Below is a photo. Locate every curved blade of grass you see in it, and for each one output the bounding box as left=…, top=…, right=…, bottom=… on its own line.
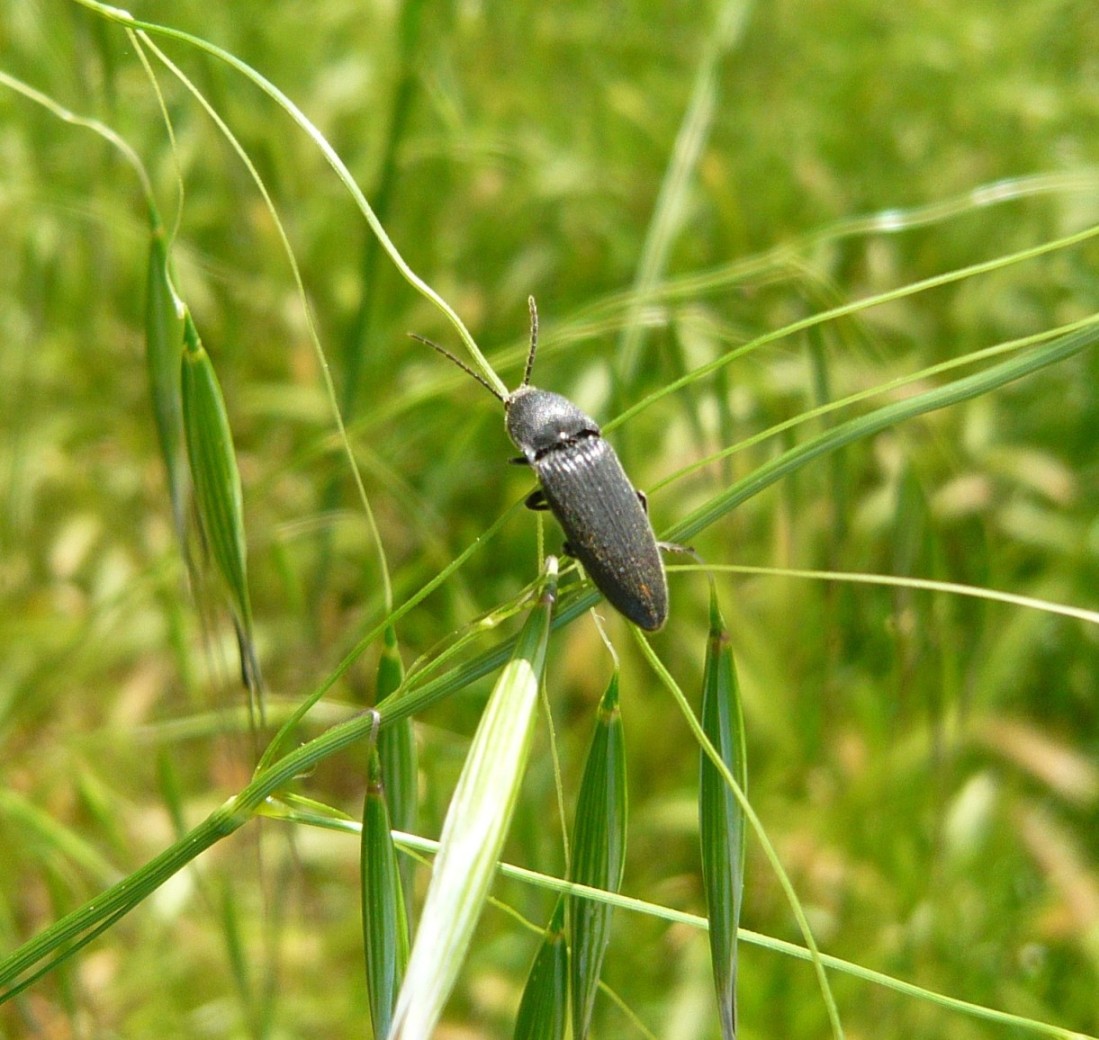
left=699, top=586, right=747, bottom=1039
left=569, top=671, right=628, bottom=1040
left=76, top=0, right=508, bottom=400
left=394, top=829, right=1095, bottom=1040
left=362, top=750, right=410, bottom=1040
left=388, top=559, right=558, bottom=1040
left=513, top=899, right=568, bottom=1040
left=180, top=310, right=262, bottom=711
left=609, top=217, right=1099, bottom=441
left=0, top=707, right=382, bottom=1001
left=667, top=321, right=1099, bottom=545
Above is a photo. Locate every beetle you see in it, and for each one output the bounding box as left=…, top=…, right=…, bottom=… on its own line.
left=411, top=296, right=668, bottom=630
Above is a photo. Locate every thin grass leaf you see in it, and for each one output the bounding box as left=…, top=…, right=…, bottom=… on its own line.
left=180, top=310, right=262, bottom=708
left=144, top=219, right=187, bottom=542
left=377, top=625, right=416, bottom=836
left=310, top=0, right=429, bottom=605
left=615, top=0, right=749, bottom=386
left=90, top=6, right=508, bottom=399
left=218, top=882, right=257, bottom=1028
left=699, top=585, right=747, bottom=1039
left=635, top=631, right=845, bottom=1040
left=569, top=671, right=628, bottom=1040
left=0, top=709, right=380, bottom=1001
left=376, top=625, right=418, bottom=925
left=388, top=558, right=558, bottom=1040
left=667, top=321, right=1099, bottom=545
left=513, top=899, right=567, bottom=1040
left=362, top=750, right=410, bottom=1040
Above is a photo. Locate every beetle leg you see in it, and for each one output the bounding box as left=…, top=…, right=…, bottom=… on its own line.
left=658, top=540, right=697, bottom=559
left=525, top=488, right=551, bottom=511
left=509, top=456, right=529, bottom=466
left=636, top=489, right=649, bottom=513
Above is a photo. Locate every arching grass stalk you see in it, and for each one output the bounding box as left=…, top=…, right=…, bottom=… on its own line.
left=127, top=28, right=395, bottom=618
left=0, top=708, right=382, bottom=1002
left=73, top=0, right=507, bottom=400
left=389, top=831, right=1093, bottom=1040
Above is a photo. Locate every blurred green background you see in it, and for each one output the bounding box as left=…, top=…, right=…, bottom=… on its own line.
left=1, top=0, right=1098, bottom=1036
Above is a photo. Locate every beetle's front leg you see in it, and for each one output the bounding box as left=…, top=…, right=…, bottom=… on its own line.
left=525, top=488, right=551, bottom=511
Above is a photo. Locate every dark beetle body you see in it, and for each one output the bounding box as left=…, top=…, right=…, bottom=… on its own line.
left=412, top=296, right=668, bottom=630
left=506, top=386, right=667, bottom=631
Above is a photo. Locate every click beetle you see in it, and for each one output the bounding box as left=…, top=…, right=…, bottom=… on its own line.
left=411, top=297, right=668, bottom=630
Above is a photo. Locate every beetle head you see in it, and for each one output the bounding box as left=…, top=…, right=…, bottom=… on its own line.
left=505, top=386, right=599, bottom=459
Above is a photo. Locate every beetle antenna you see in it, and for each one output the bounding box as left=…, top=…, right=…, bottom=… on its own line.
left=522, top=295, right=539, bottom=388
left=408, top=333, right=505, bottom=402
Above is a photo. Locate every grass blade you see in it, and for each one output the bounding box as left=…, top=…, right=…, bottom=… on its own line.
left=376, top=625, right=417, bottom=920
left=569, top=671, right=628, bottom=1040
left=668, top=321, right=1099, bottom=545
left=377, top=625, right=416, bottom=836
left=699, top=585, right=747, bottom=1039
left=0, top=711, right=382, bottom=1001
left=361, top=750, right=410, bottom=1040
left=388, top=558, right=558, bottom=1040
left=513, top=900, right=568, bottom=1040
left=144, top=219, right=187, bottom=542
left=180, top=310, right=262, bottom=709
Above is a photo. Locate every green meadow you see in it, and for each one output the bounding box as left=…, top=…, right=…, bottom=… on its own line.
left=1, top=2, right=1097, bottom=1037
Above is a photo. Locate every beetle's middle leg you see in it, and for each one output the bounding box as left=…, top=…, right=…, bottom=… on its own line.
left=524, top=488, right=551, bottom=511
left=522, top=487, right=574, bottom=554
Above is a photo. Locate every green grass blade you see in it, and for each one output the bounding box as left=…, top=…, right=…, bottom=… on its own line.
left=668, top=321, right=1099, bottom=545
left=362, top=750, right=410, bottom=1040
left=76, top=0, right=508, bottom=399
left=0, top=709, right=382, bottom=1001
left=144, top=219, right=186, bottom=542
left=569, top=672, right=628, bottom=1040
left=376, top=624, right=417, bottom=923
left=513, top=899, right=567, bottom=1040
left=388, top=559, right=558, bottom=1040
left=699, top=586, right=747, bottom=1039
left=615, top=0, right=749, bottom=385
left=377, top=625, right=416, bottom=836
left=634, top=631, right=846, bottom=1040
left=180, top=310, right=262, bottom=705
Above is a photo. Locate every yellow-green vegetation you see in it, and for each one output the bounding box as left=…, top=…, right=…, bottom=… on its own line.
left=1, top=1, right=1097, bottom=1038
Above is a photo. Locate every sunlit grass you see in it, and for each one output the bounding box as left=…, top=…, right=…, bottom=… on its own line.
left=1, top=1, right=1097, bottom=1038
